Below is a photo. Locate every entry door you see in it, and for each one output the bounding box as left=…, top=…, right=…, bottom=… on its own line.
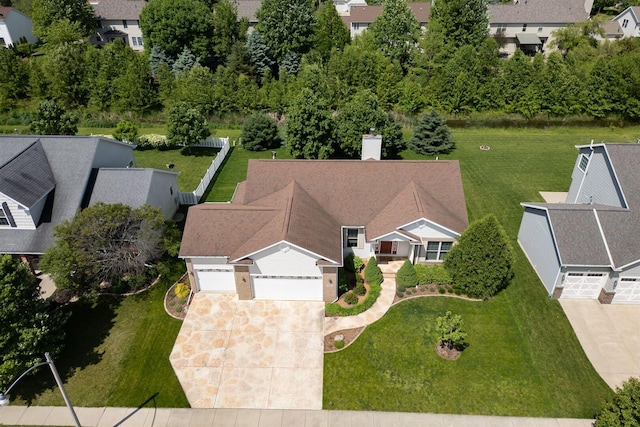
left=379, top=241, right=392, bottom=254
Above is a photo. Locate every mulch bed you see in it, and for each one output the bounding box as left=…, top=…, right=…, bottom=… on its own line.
left=393, top=284, right=479, bottom=304
left=435, top=342, right=462, bottom=360
left=324, top=327, right=364, bottom=352
left=164, top=274, right=191, bottom=320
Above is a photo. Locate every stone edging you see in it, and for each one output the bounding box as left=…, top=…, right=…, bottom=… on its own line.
left=99, top=274, right=162, bottom=297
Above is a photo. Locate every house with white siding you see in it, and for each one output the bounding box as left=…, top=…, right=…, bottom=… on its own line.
left=0, top=136, right=179, bottom=266
left=612, top=6, right=640, bottom=38
left=90, top=0, right=146, bottom=51
left=519, top=142, right=640, bottom=304
left=0, top=7, right=38, bottom=47
left=179, top=137, right=468, bottom=302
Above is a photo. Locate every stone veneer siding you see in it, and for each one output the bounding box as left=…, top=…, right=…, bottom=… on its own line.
left=552, top=286, right=563, bottom=299
left=323, top=267, right=338, bottom=302
left=598, top=288, right=615, bottom=304
left=234, top=265, right=252, bottom=300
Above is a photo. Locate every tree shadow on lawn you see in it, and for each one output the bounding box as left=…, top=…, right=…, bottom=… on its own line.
left=10, top=296, right=121, bottom=403
left=178, top=147, right=220, bottom=157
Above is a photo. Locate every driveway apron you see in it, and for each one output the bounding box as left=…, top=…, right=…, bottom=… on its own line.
left=170, top=294, right=325, bottom=409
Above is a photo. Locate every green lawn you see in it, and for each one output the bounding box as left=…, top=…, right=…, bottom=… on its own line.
left=11, top=259, right=189, bottom=408
left=323, top=127, right=640, bottom=417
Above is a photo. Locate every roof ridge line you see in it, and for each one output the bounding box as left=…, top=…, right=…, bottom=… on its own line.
left=0, top=139, right=39, bottom=170
left=281, top=181, right=296, bottom=236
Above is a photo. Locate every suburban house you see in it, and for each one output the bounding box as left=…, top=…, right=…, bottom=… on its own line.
left=0, top=136, right=179, bottom=266
left=179, top=137, right=468, bottom=302
left=236, top=0, right=260, bottom=30
left=339, top=2, right=430, bottom=39
left=90, top=0, right=146, bottom=51
left=488, top=0, right=594, bottom=55
left=0, top=6, right=38, bottom=47
left=612, top=6, right=640, bottom=38
left=519, top=142, right=640, bottom=304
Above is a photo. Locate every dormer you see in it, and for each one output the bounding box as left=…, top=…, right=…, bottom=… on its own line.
left=0, top=140, right=56, bottom=229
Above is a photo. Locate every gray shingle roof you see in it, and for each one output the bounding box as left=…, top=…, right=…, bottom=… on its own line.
left=235, top=0, right=260, bottom=23
left=92, top=0, right=146, bottom=20
left=0, top=140, right=55, bottom=207
left=89, top=168, right=154, bottom=208
left=488, top=0, right=590, bottom=24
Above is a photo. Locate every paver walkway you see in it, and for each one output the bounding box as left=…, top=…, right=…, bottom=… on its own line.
left=0, top=406, right=595, bottom=427
left=323, top=264, right=399, bottom=336
left=560, top=299, right=640, bottom=389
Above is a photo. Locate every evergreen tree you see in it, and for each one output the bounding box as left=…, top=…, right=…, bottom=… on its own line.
left=172, top=46, right=200, bottom=75
left=279, top=52, right=301, bottom=76
left=444, top=215, right=514, bottom=300
left=113, top=53, right=158, bottom=114
left=408, top=109, right=454, bottom=155
left=314, top=1, right=350, bottom=64
left=369, top=0, right=419, bottom=69
left=29, top=100, right=78, bottom=135
left=241, top=112, right=281, bottom=151
left=285, top=87, right=336, bottom=159
left=396, top=260, right=418, bottom=291
left=166, top=102, right=210, bottom=147
left=245, top=30, right=276, bottom=76
left=148, top=44, right=174, bottom=76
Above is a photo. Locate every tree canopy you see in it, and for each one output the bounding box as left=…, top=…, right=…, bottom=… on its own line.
left=166, top=102, right=210, bottom=147
left=139, top=0, right=215, bottom=59
left=596, top=376, right=640, bottom=426
left=29, top=100, right=78, bottom=135
left=369, top=0, right=419, bottom=69
left=435, top=311, right=467, bottom=350
left=285, top=87, right=336, bottom=159
left=408, top=109, right=455, bottom=155
left=429, top=0, right=489, bottom=49
left=241, top=112, right=281, bottom=151
left=0, top=255, right=67, bottom=385
left=30, top=0, right=95, bottom=40
left=40, top=203, right=179, bottom=295
left=314, top=1, right=350, bottom=64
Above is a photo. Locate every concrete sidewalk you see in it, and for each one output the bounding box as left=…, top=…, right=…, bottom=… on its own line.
left=0, top=406, right=595, bottom=427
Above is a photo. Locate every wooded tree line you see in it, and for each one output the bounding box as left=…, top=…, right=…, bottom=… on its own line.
left=2, top=0, right=640, bottom=142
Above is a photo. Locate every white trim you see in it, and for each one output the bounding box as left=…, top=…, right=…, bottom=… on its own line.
left=573, top=146, right=593, bottom=203
left=0, top=191, right=30, bottom=210
left=601, top=144, right=629, bottom=209
left=230, top=239, right=340, bottom=265
left=370, top=230, right=418, bottom=242
left=592, top=209, right=615, bottom=268
left=397, top=217, right=462, bottom=238
left=520, top=204, right=565, bottom=266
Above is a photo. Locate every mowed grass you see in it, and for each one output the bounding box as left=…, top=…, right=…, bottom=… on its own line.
left=324, top=127, right=640, bottom=417
left=11, top=260, right=189, bottom=408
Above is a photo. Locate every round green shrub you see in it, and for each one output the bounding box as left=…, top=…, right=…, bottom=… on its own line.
left=396, top=260, right=418, bottom=291
left=241, top=112, right=281, bottom=151
left=334, top=340, right=345, bottom=349
left=354, top=284, right=366, bottom=296
left=438, top=287, right=446, bottom=294
left=344, top=291, right=358, bottom=305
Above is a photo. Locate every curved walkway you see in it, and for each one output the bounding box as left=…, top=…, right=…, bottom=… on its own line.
left=324, top=275, right=396, bottom=336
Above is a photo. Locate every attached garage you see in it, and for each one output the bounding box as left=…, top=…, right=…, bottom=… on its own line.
left=195, top=268, right=236, bottom=293
left=561, top=272, right=607, bottom=299
left=613, top=278, right=640, bottom=304
left=252, top=275, right=323, bottom=301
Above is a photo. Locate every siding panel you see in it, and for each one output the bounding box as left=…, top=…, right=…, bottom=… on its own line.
left=518, top=208, right=561, bottom=294
left=574, top=147, right=625, bottom=207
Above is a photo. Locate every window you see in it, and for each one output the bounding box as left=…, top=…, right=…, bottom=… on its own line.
left=346, top=228, right=358, bottom=247
left=578, top=153, right=589, bottom=172
left=622, top=19, right=629, bottom=28
left=425, top=241, right=453, bottom=261
left=132, top=37, right=138, bottom=46
left=122, top=20, right=128, bottom=28
left=522, top=23, right=527, bottom=32
left=537, top=27, right=543, bottom=32
left=0, top=208, right=8, bottom=226
left=136, top=37, right=143, bottom=46
left=0, top=38, right=5, bottom=47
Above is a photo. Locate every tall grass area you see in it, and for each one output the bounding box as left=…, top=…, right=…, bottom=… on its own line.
left=323, top=127, right=640, bottom=417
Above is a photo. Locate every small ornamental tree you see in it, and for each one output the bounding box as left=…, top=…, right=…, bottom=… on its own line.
left=408, top=109, right=454, bottom=155
left=166, top=102, right=210, bottom=148
left=113, top=120, right=138, bottom=143
left=364, top=256, right=383, bottom=285
left=444, top=215, right=515, bottom=300
left=29, top=100, right=78, bottom=135
left=241, top=112, right=281, bottom=151
left=435, top=311, right=467, bottom=350
left=596, top=376, right=640, bottom=427
left=396, top=260, right=418, bottom=291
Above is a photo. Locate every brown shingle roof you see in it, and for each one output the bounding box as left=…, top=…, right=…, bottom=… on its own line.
left=92, top=0, right=146, bottom=20
left=181, top=159, right=468, bottom=262
left=341, top=2, right=429, bottom=27
left=488, top=0, right=590, bottom=24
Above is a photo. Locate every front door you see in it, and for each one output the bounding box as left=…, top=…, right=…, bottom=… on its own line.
left=378, top=241, right=393, bottom=254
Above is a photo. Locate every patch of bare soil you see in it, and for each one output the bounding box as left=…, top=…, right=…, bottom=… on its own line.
left=324, top=327, right=364, bottom=352
left=435, top=342, right=462, bottom=360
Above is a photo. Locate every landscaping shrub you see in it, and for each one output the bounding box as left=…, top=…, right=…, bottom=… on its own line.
left=396, top=260, right=418, bottom=291
left=344, top=291, right=358, bottom=305
left=354, top=283, right=366, bottom=296
left=444, top=215, right=515, bottom=300
left=364, top=257, right=383, bottom=285
left=325, top=280, right=382, bottom=316
left=344, top=253, right=364, bottom=273
left=136, top=134, right=169, bottom=149
left=334, top=340, right=345, bottom=349
left=595, top=376, right=640, bottom=426
left=338, top=268, right=349, bottom=295
left=438, top=287, right=446, bottom=294
left=414, top=264, right=452, bottom=285
left=113, top=120, right=138, bottom=143
left=240, top=112, right=281, bottom=151
left=175, top=282, right=190, bottom=298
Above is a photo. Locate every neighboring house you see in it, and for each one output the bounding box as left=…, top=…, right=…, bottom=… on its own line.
left=236, top=0, right=260, bottom=30
left=179, top=137, right=468, bottom=302
left=599, top=20, right=624, bottom=40
left=612, top=6, right=640, bottom=38
left=519, top=142, right=640, bottom=304
left=0, top=136, right=179, bottom=265
left=340, top=2, right=430, bottom=39
left=334, top=0, right=366, bottom=16
left=488, top=0, right=594, bottom=55
left=90, top=0, right=146, bottom=51
left=0, top=7, right=38, bottom=47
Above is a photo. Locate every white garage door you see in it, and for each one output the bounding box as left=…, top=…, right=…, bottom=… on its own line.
left=613, top=278, right=640, bottom=304
left=562, top=273, right=607, bottom=299
left=252, top=275, right=323, bottom=301
left=196, top=268, right=236, bottom=293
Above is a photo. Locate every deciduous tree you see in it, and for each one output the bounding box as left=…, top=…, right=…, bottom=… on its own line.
left=212, top=0, right=245, bottom=64
left=166, top=102, right=210, bottom=147
left=29, top=100, right=78, bottom=135
left=596, top=376, right=640, bottom=426
left=369, top=0, right=419, bottom=69
left=285, top=87, right=336, bottom=159
left=30, top=0, right=95, bottom=40
left=0, top=47, right=28, bottom=110
left=314, top=1, right=350, bottom=64
left=0, top=255, right=67, bottom=385
left=444, top=215, right=514, bottom=300
left=429, top=0, right=489, bottom=49
left=435, top=311, right=466, bottom=350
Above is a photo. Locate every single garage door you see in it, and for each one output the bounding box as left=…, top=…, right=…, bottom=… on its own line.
left=252, top=275, right=323, bottom=301
left=196, top=268, right=236, bottom=293
left=613, top=277, right=640, bottom=304
left=562, top=272, right=607, bottom=299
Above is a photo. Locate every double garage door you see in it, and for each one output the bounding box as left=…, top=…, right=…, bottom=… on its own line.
left=561, top=273, right=607, bottom=299
left=252, top=275, right=323, bottom=301
left=613, top=277, right=640, bottom=304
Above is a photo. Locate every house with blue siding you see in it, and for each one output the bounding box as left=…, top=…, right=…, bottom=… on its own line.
left=519, top=142, right=640, bottom=304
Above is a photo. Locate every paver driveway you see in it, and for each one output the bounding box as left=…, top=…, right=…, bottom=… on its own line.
left=560, top=299, right=640, bottom=390
left=170, top=293, right=325, bottom=409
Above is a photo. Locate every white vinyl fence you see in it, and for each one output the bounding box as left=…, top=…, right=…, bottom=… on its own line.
left=179, top=137, right=230, bottom=205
